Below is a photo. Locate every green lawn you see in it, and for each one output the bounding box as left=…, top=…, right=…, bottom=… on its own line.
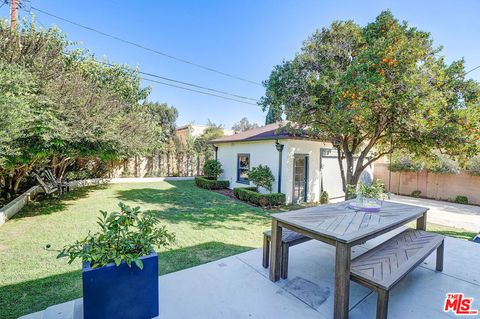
left=0, top=180, right=270, bottom=319
left=0, top=180, right=476, bottom=319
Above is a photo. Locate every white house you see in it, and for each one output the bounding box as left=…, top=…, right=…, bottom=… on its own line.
left=210, top=122, right=372, bottom=204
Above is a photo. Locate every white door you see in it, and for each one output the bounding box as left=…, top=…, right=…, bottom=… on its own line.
left=320, top=148, right=345, bottom=199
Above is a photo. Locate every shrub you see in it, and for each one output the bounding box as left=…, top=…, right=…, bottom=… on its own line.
left=411, top=190, right=422, bottom=198
left=320, top=191, right=329, bottom=204
left=455, top=195, right=468, bottom=205
left=51, top=203, right=175, bottom=269
left=203, top=160, right=223, bottom=179
left=349, top=180, right=386, bottom=200
left=195, top=176, right=229, bottom=190
left=389, top=154, right=424, bottom=172
left=426, top=153, right=460, bottom=174
left=233, top=187, right=285, bottom=207
left=248, top=165, right=275, bottom=192
left=467, top=156, right=480, bottom=176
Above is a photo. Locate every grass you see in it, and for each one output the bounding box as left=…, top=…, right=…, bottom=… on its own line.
left=0, top=180, right=270, bottom=319
left=0, top=180, right=476, bottom=318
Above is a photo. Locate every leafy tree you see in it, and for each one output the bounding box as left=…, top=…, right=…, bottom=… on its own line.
left=0, top=20, right=177, bottom=197
left=193, top=121, right=225, bottom=160
left=249, top=165, right=275, bottom=192
left=261, top=11, right=480, bottom=197
left=232, top=117, right=259, bottom=132
left=265, top=107, right=282, bottom=125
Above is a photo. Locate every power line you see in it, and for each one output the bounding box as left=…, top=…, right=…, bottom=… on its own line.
left=140, top=77, right=258, bottom=106
left=100, top=62, right=258, bottom=102
left=466, top=65, right=480, bottom=75
left=30, top=6, right=262, bottom=86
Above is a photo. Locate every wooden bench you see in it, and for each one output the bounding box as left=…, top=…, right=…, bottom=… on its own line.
left=262, top=229, right=311, bottom=279
left=350, top=228, right=444, bottom=319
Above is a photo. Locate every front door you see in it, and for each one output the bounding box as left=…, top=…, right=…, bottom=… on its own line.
left=293, top=155, right=308, bottom=203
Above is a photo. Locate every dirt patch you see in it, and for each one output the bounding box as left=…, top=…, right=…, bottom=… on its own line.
left=213, top=188, right=235, bottom=199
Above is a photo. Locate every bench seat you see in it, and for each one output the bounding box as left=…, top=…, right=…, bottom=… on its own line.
left=351, top=228, right=444, bottom=318
left=262, top=229, right=311, bottom=279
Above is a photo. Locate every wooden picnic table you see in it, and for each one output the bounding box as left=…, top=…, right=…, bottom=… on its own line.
left=269, top=200, right=428, bottom=319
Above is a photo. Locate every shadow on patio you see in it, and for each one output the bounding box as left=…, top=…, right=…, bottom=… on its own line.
left=1, top=241, right=254, bottom=319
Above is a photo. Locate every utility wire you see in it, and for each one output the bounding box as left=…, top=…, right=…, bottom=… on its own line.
left=30, top=6, right=262, bottom=86
left=140, top=77, right=258, bottom=106
left=100, top=62, right=258, bottom=102
left=466, top=65, right=480, bottom=75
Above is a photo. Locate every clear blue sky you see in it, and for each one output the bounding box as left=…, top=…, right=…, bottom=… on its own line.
left=2, top=0, right=479, bottom=129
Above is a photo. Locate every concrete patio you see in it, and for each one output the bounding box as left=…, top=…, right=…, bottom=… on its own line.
left=21, top=226, right=480, bottom=319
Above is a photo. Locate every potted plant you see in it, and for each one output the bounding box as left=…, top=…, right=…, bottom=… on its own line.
left=49, top=202, right=175, bottom=319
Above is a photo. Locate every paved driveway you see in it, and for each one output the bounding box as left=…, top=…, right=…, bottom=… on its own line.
left=389, top=195, right=480, bottom=233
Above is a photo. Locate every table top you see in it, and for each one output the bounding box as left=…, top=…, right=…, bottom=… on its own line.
left=271, top=200, right=428, bottom=244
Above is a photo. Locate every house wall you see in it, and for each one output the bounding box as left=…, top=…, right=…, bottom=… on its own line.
left=283, top=140, right=333, bottom=203
left=216, top=139, right=340, bottom=204
left=217, top=140, right=286, bottom=193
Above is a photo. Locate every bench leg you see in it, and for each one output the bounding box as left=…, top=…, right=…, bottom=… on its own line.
left=436, top=240, right=444, bottom=272
left=376, top=290, right=389, bottom=319
left=262, top=235, right=270, bottom=268
left=281, top=244, right=289, bottom=279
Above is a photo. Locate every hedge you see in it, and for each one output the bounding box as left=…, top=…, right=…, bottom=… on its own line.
left=233, top=187, right=286, bottom=207
left=194, top=176, right=229, bottom=190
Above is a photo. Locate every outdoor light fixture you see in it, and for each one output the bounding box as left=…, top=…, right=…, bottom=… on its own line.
left=275, top=140, right=284, bottom=193
left=331, top=136, right=342, bottom=147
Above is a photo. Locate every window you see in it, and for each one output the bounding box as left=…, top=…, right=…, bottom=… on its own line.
left=237, top=154, right=250, bottom=183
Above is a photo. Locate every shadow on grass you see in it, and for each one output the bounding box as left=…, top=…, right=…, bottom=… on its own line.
left=0, top=241, right=254, bottom=319
left=428, top=229, right=476, bottom=241
left=11, top=185, right=108, bottom=220
left=115, top=182, right=270, bottom=229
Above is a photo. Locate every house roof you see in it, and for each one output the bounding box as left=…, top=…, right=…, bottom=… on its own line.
left=209, top=122, right=321, bottom=144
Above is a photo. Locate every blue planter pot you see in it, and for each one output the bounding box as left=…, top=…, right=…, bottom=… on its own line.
left=82, top=251, right=159, bottom=319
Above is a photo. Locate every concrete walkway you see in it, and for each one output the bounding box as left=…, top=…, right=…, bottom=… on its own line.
left=389, top=195, right=480, bottom=232
left=21, top=229, right=480, bottom=319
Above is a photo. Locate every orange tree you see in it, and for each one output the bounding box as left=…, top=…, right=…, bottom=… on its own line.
left=261, top=11, right=480, bottom=195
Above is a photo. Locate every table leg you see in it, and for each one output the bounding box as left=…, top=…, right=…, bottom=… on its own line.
left=334, top=242, right=351, bottom=319
left=269, top=219, right=282, bottom=282
left=416, top=212, right=427, bottom=231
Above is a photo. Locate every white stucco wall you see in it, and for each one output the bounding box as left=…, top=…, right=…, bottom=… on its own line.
left=216, top=140, right=287, bottom=193
left=283, top=140, right=333, bottom=203
left=216, top=139, right=340, bottom=204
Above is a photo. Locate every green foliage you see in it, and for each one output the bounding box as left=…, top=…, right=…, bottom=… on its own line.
left=454, top=195, right=468, bottom=205
left=248, top=165, right=275, bottom=192
left=233, top=187, right=285, bottom=207
left=350, top=180, right=385, bottom=200
left=203, top=160, right=223, bottom=179
left=54, top=203, right=175, bottom=269
left=261, top=11, right=480, bottom=193
left=389, top=153, right=424, bottom=172
left=265, top=107, right=282, bottom=125
left=193, top=121, right=225, bottom=160
left=411, top=190, right=422, bottom=198
left=426, top=153, right=460, bottom=174
left=467, top=156, right=480, bottom=176
left=194, top=176, right=229, bottom=190
left=0, top=20, right=177, bottom=198
left=320, top=191, right=329, bottom=204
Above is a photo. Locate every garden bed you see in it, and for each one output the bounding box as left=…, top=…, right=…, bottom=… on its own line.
left=233, top=187, right=286, bottom=208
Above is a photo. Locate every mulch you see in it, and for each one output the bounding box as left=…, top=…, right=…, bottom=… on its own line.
left=212, top=188, right=236, bottom=199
